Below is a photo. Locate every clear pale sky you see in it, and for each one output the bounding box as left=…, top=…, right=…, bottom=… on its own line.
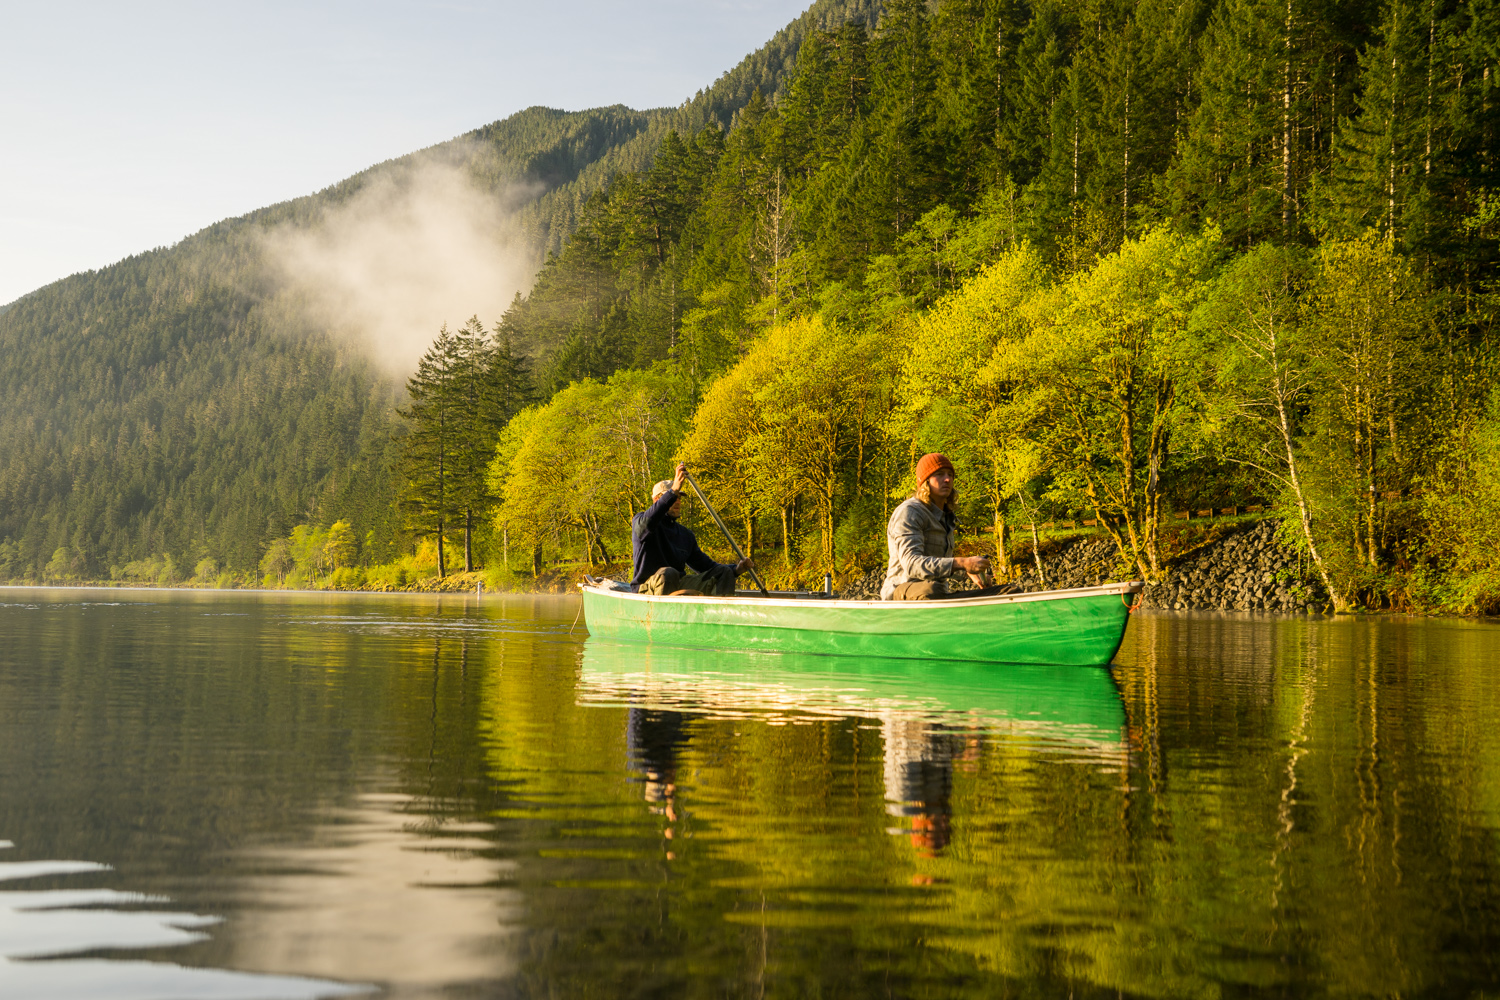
left=0, top=0, right=813, bottom=306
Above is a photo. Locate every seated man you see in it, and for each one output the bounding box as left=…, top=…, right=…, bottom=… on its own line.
left=880, top=453, right=992, bottom=600
left=631, top=463, right=754, bottom=596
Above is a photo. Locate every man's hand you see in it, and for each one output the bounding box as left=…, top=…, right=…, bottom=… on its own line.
left=672, top=462, right=687, bottom=493
left=735, top=556, right=755, bottom=574
left=955, top=555, right=990, bottom=587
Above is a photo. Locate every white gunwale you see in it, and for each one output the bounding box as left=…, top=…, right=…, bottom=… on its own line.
left=579, top=580, right=1143, bottom=611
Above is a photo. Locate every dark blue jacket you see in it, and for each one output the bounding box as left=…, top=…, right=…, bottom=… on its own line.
left=630, top=489, right=719, bottom=586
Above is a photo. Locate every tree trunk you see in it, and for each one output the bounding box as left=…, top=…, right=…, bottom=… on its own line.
left=436, top=521, right=446, bottom=580
left=585, top=514, right=608, bottom=565
left=1030, top=521, right=1046, bottom=587
left=1282, top=0, right=1293, bottom=235
left=993, top=510, right=1011, bottom=579
left=464, top=510, right=473, bottom=573
left=1122, top=87, right=1131, bottom=238
left=1277, top=394, right=1349, bottom=611
left=780, top=503, right=793, bottom=568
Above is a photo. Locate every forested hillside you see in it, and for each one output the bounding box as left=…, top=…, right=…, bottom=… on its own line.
left=0, top=0, right=878, bottom=584
left=400, top=0, right=1496, bottom=613
left=510, top=0, right=884, bottom=257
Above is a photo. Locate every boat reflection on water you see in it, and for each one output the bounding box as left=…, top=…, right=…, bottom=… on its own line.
left=580, top=640, right=1127, bottom=857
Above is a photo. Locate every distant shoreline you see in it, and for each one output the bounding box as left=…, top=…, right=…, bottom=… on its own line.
left=0, top=582, right=575, bottom=599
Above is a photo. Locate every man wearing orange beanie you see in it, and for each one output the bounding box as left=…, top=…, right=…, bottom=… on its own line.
left=879, top=453, right=991, bottom=600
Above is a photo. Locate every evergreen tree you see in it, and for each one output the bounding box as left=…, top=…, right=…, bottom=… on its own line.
left=867, top=0, right=941, bottom=239
left=448, top=316, right=502, bottom=572
left=1318, top=0, right=1451, bottom=247
left=398, top=324, right=461, bottom=578
left=928, top=0, right=1029, bottom=204
left=1008, top=0, right=1081, bottom=193
left=488, top=321, right=536, bottom=427
left=1168, top=0, right=1308, bottom=245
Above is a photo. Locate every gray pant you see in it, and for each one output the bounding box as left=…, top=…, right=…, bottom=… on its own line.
left=640, top=564, right=737, bottom=596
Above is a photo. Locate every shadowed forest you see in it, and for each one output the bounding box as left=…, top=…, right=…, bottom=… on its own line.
left=5, top=0, right=1499, bottom=613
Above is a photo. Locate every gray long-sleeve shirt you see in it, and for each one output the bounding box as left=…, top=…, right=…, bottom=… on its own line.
left=879, top=497, right=962, bottom=600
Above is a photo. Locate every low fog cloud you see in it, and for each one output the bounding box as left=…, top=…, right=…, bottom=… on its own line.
left=261, top=158, right=538, bottom=373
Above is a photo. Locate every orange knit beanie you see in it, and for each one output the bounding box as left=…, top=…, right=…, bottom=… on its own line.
left=914, top=453, right=955, bottom=485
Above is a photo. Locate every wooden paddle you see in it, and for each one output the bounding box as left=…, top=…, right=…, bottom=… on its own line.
left=679, top=468, right=770, bottom=596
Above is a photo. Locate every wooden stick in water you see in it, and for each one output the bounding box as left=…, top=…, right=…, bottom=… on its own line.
left=680, top=468, right=770, bottom=596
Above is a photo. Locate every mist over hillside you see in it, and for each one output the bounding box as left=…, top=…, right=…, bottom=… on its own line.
left=0, top=0, right=881, bottom=580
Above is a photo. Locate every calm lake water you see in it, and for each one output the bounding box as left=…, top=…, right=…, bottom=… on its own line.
left=3, top=588, right=1500, bottom=999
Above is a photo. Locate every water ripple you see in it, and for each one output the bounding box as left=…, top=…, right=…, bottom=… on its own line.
left=0, top=842, right=371, bottom=1000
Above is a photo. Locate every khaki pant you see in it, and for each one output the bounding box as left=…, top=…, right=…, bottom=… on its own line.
left=890, top=581, right=947, bottom=601
left=890, top=581, right=1021, bottom=601
left=640, top=564, right=737, bottom=596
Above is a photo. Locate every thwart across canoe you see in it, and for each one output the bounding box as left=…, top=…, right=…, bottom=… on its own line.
left=578, top=580, right=1144, bottom=666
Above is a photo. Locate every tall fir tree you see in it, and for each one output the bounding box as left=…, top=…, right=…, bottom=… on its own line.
left=1318, top=0, right=1449, bottom=247
left=398, top=324, right=461, bottom=578
left=448, top=316, right=499, bottom=573
left=867, top=0, right=941, bottom=239
left=1169, top=0, right=1309, bottom=244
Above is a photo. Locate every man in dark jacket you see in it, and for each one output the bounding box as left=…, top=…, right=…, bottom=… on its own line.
left=631, top=463, right=753, bottom=596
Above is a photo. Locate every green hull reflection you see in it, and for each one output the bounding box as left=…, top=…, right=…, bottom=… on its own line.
left=580, top=581, right=1141, bottom=665
left=577, top=639, right=1127, bottom=750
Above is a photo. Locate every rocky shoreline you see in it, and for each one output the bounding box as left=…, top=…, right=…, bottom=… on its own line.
left=839, top=518, right=1326, bottom=613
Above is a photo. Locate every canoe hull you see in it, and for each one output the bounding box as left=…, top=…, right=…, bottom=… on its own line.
left=580, top=583, right=1139, bottom=666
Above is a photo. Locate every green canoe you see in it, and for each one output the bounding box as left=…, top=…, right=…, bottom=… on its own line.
left=579, top=580, right=1143, bottom=666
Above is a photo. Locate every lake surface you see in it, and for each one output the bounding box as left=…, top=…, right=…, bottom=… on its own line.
left=3, top=588, right=1500, bottom=999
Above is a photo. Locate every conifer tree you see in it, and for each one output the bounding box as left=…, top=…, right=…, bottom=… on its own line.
left=1009, top=0, right=1079, bottom=192
left=779, top=30, right=835, bottom=178
left=487, top=323, right=535, bottom=428
left=448, top=316, right=500, bottom=572
left=1319, top=0, right=1446, bottom=246
left=398, top=324, right=460, bottom=578
left=928, top=0, right=1028, bottom=204
left=1168, top=0, right=1305, bottom=244
left=868, top=0, right=940, bottom=238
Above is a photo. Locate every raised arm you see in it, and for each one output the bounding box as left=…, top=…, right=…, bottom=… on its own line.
left=641, top=487, right=678, bottom=525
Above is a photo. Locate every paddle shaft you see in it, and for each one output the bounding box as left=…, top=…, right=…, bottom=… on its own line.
left=679, top=469, right=770, bottom=595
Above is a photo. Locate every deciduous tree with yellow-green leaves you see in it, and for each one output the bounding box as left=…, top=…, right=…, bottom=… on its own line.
left=986, top=229, right=1224, bottom=581
left=888, top=244, right=1050, bottom=577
